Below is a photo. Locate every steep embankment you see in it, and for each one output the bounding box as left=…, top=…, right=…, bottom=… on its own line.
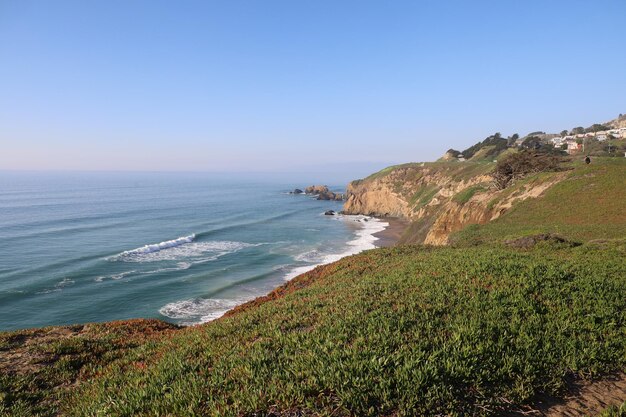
left=345, top=157, right=626, bottom=246
left=343, top=158, right=569, bottom=245
left=3, top=243, right=626, bottom=416
left=2, top=158, right=625, bottom=416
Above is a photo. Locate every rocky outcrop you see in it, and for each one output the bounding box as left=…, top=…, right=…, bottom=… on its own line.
left=343, top=162, right=566, bottom=245
left=317, top=191, right=344, bottom=201
left=304, top=185, right=344, bottom=201
left=305, top=185, right=328, bottom=195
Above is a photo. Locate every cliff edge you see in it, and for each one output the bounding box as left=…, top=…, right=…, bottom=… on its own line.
left=343, top=156, right=568, bottom=245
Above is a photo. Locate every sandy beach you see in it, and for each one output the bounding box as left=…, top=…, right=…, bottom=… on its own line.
left=373, top=217, right=410, bottom=247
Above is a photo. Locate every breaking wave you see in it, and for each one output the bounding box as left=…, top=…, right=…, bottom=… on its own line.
left=113, top=234, right=196, bottom=257
left=283, top=215, right=388, bottom=281
left=108, top=235, right=255, bottom=263
left=159, top=297, right=246, bottom=325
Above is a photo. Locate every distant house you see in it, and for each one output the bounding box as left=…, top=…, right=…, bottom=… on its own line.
left=567, top=141, right=582, bottom=155
left=597, top=134, right=608, bottom=142
left=552, top=137, right=565, bottom=146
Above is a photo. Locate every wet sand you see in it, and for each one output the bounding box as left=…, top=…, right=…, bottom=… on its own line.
left=373, top=217, right=410, bottom=247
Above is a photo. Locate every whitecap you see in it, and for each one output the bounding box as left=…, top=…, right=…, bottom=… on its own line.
left=283, top=215, right=388, bottom=281
left=294, top=249, right=324, bottom=263
left=118, top=234, right=195, bottom=256
left=109, top=238, right=255, bottom=263
left=55, top=278, right=75, bottom=288
left=159, top=297, right=245, bottom=325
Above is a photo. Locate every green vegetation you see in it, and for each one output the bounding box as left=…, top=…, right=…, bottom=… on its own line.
left=2, top=243, right=625, bottom=416
left=2, top=150, right=625, bottom=416
left=452, top=185, right=484, bottom=204
left=409, top=185, right=440, bottom=210
left=597, top=401, right=626, bottom=416
left=454, top=158, right=626, bottom=245
left=3, top=238, right=626, bottom=416
left=0, top=320, right=177, bottom=416
left=585, top=137, right=626, bottom=157
left=461, top=133, right=508, bottom=160
left=586, top=123, right=611, bottom=133
left=491, top=150, right=564, bottom=190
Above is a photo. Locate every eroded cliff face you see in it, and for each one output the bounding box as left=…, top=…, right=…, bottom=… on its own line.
left=343, top=162, right=564, bottom=245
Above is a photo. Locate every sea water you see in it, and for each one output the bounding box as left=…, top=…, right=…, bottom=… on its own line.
left=0, top=171, right=386, bottom=331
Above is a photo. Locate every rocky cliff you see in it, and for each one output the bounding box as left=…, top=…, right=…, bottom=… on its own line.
left=343, top=159, right=566, bottom=245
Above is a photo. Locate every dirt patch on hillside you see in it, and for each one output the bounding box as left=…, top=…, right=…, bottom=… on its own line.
left=511, top=373, right=626, bottom=416
left=0, top=319, right=179, bottom=376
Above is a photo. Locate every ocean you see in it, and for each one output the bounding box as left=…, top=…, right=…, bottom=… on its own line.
left=0, top=171, right=386, bottom=331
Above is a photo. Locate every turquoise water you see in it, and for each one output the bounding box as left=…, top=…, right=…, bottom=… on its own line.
left=0, top=172, right=385, bottom=331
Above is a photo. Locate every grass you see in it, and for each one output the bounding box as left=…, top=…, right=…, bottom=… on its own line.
left=452, top=185, right=485, bottom=205
left=2, top=242, right=625, bottom=416
left=2, top=157, right=625, bottom=416
left=0, top=320, right=178, bottom=416
left=453, top=158, right=626, bottom=245
left=597, top=401, right=626, bottom=416
left=409, top=185, right=440, bottom=211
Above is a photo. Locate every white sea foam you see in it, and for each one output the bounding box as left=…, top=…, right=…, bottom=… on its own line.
left=121, top=234, right=196, bottom=255
left=159, top=297, right=246, bottom=325
left=55, top=278, right=75, bottom=288
left=109, top=237, right=254, bottom=263
left=36, top=277, right=76, bottom=294
left=158, top=216, right=389, bottom=326
left=284, top=215, right=388, bottom=281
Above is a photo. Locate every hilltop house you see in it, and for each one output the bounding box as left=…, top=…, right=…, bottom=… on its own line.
left=566, top=140, right=582, bottom=154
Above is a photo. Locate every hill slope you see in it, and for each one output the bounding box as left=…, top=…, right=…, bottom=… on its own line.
left=343, top=157, right=626, bottom=245
left=2, top=242, right=626, bottom=416
left=1, top=157, right=625, bottom=416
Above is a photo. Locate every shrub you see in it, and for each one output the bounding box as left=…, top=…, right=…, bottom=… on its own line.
left=491, top=151, right=564, bottom=190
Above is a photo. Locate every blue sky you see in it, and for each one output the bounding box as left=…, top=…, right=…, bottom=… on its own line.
left=1, top=0, right=625, bottom=177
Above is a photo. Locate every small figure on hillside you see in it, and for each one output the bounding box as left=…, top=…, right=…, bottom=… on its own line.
left=584, top=155, right=591, bottom=164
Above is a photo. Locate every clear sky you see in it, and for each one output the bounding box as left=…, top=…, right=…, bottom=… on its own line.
left=1, top=0, right=625, bottom=177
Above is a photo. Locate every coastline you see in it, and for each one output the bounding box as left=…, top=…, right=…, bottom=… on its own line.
left=222, top=215, right=409, bottom=319
left=204, top=214, right=402, bottom=324
left=373, top=217, right=409, bottom=247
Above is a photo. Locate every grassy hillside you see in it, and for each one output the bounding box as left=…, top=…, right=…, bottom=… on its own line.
left=2, top=241, right=626, bottom=416
left=2, top=157, right=625, bottom=416
left=453, top=158, right=626, bottom=245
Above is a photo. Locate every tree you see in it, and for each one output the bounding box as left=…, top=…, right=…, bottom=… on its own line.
left=507, top=133, right=520, bottom=147
left=446, top=149, right=461, bottom=158
left=560, top=130, right=568, bottom=136
left=461, top=134, right=508, bottom=159
left=571, top=127, right=585, bottom=135
left=521, top=136, right=542, bottom=150
left=491, top=151, right=563, bottom=190
left=585, top=124, right=610, bottom=133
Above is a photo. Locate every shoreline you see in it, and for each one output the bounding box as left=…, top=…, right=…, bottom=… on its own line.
left=373, top=217, right=410, bottom=247
left=202, top=214, right=404, bottom=324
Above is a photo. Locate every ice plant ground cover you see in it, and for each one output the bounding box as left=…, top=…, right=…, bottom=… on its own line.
left=2, top=241, right=625, bottom=416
